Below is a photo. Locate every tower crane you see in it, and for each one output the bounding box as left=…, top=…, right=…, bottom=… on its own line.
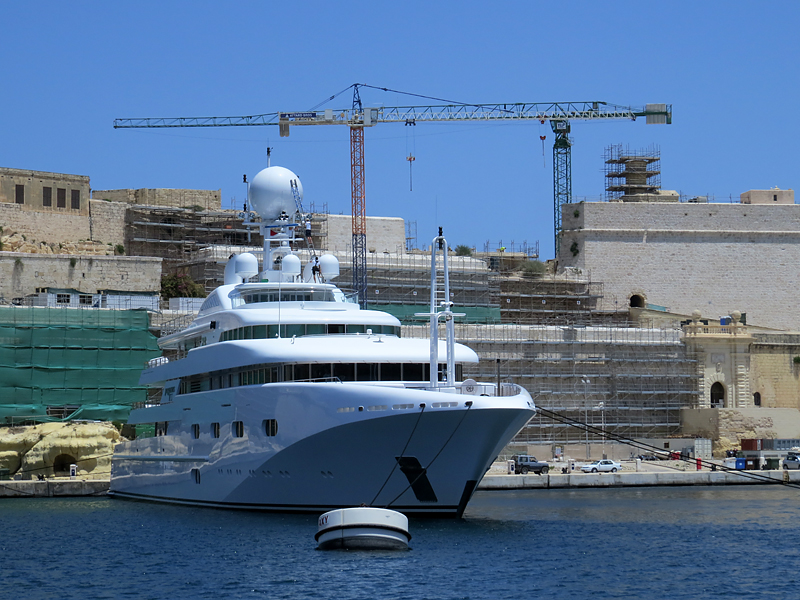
left=114, top=85, right=672, bottom=307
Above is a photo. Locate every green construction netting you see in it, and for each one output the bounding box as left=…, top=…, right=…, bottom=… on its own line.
left=371, top=304, right=502, bottom=325
left=0, top=307, right=160, bottom=424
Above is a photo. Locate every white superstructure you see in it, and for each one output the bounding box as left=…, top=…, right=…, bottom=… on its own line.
left=109, top=166, right=535, bottom=517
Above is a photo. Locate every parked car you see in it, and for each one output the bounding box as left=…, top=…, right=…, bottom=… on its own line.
left=511, top=455, right=550, bottom=475
left=783, top=455, right=800, bottom=470
left=581, top=459, right=622, bottom=473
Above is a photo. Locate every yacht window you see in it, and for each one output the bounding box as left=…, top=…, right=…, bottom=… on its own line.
left=232, top=421, right=244, bottom=438
left=356, top=363, right=379, bottom=382
left=311, top=363, right=332, bottom=380
left=243, top=326, right=253, bottom=340
left=283, top=364, right=293, bottom=382
left=305, top=324, right=325, bottom=335
left=211, top=423, right=220, bottom=438
left=268, top=324, right=279, bottom=338
left=333, top=363, right=355, bottom=381
left=294, top=364, right=310, bottom=381
left=263, top=419, right=278, bottom=437
left=347, top=324, right=365, bottom=334
left=381, top=363, right=402, bottom=381
left=404, top=363, right=424, bottom=381
left=328, top=324, right=345, bottom=334
left=155, top=422, right=168, bottom=436
left=192, top=468, right=201, bottom=484
left=253, top=325, right=267, bottom=339
left=191, top=424, right=200, bottom=439
left=283, top=324, right=304, bottom=337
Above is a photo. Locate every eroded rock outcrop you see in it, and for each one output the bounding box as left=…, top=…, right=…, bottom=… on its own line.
left=0, top=422, right=122, bottom=479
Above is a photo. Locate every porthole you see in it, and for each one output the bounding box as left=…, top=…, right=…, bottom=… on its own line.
left=263, top=419, right=278, bottom=436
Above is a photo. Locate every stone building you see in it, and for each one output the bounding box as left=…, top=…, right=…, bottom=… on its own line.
left=91, top=188, right=221, bottom=211
left=0, top=167, right=90, bottom=216
left=558, top=189, right=799, bottom=331
left=324, top=214, right=406, bottom=254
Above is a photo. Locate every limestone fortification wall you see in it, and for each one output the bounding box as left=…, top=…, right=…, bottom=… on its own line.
left=88, top=199, right=127, bottom=247
left=92, top=188, right=221, bottom=211
left=325, top=214, right=406, bottom=254
left=750, top=335, right=800, bottom=409
left=0, top=253, right=162, bottom=299
left=682, top=407, right=800, bottom=453
left=0, top=202, right=91, bottom=244
left=559, top=202, right=800, bottom=331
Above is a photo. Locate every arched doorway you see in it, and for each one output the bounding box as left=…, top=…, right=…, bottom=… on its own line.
left=710, top=382, right=725, bottom=408
left=629, top=294, right=645, bottom=308
left=53, top=453, right=77, bottom=476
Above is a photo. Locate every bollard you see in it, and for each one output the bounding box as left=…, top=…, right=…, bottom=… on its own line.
left=696, top=458, right=702, bottom=471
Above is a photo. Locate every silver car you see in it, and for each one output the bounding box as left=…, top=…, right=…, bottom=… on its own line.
left=783, top=455, right=800, bottom=470
left=581, top=459, right=622, bottom=473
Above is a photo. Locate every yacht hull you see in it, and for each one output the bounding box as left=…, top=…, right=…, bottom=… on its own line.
left=109, top=382, right=534, bottom=517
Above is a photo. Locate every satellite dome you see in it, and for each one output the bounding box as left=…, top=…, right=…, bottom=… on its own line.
left=249, top=166, right=302, bottom=220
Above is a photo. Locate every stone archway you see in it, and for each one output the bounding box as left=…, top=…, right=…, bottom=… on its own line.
left=629, top=294, right=645, bottom=308
left=711, top=382, right=725, bottom=408
left=52, top=453, right=77, bottom=476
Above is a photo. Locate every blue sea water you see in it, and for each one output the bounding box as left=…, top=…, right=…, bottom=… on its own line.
left=2, top=486, right=799, bottom=599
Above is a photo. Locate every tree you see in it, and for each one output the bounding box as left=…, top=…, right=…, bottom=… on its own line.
left=519, top=260, right=548, bottom=277
left=454, top=245, right=473, bottom=257
left=161, top=273, right=206, bottom=299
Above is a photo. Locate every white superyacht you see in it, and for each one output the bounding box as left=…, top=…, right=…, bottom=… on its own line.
left=109, top=165, right=535, bottom=517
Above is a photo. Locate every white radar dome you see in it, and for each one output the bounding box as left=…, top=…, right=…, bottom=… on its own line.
left=249, top=166, right=302, bottom=221
left=281, top=254, right=302, bottom=276
left=224, top=252, right=259, bottom=285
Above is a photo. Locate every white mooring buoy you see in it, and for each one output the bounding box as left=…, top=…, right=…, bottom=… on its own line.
left=315, top=507, right=411, bottom=550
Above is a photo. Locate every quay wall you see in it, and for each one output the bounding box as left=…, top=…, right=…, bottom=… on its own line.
left=0, top=479, right=109, bottom=498
left=479, top=469, right=800, bottom=490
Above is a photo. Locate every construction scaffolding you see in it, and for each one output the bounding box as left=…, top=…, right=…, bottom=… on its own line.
left=126, top=205, right=263, bottom=276
left=498, top=276, right=607, bottom=325
left=126, top=202, right=332, bottom=294
left=604, top=144, right=661, bottom=201
left=0, top=306, right=160, bottom=424
left=404, top=322, right=699, bottom=450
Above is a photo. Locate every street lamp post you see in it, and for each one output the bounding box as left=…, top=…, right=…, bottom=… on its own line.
left=581, top=377, right=590, bottom=460
left=598, top=401, right=605, bottom=459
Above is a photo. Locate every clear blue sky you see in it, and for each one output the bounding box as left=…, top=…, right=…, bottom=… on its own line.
left=3, top=1, right=798, bottom=259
